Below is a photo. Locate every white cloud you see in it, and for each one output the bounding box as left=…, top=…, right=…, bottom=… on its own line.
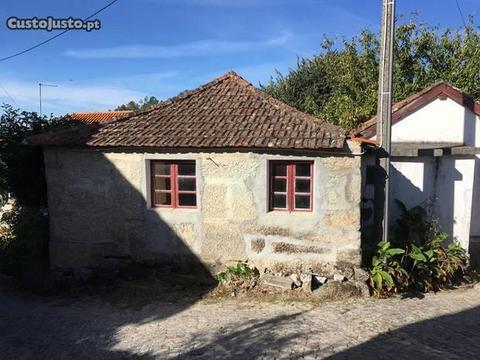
left=0, top=79, right=145, bottom=115
left=63, top=32, right=292, bottom=59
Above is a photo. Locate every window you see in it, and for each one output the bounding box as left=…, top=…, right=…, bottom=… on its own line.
left=269, top=161, right=313, bottom=212
left=151, top=160, right=197, bottom=208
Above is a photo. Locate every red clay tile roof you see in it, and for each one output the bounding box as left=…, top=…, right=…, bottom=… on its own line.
left=68, top=111, right=133, bottom=124
left=352, top=82, right=480, bottom=139
left=30, top=72, right=346, bottom=150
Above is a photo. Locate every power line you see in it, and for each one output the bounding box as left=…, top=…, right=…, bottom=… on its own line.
left=0, top=82, right=19, bottom=106
left=0, top=0, right=120, bottom=62
left=455, top=0, right=467, bottom=27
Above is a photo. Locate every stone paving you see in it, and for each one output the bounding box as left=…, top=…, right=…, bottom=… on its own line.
left=1, top=285, right=480, bottom=359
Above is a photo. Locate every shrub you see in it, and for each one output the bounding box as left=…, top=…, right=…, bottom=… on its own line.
left=0, top=205, right=49, bottom=275
left=0, top=105, right=81, bottom=279
left=369, top=241, right=408, bottom=296
left=215, top=261, right=257, bottom=284
left=368, top=200, right=469, bottom=296
left=407, top=234, right=467, bottom=292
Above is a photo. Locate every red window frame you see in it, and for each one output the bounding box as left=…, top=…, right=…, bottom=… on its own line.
left=269, top=161, right=313, bottom=212
left=151, top=160, right=197, bottom=209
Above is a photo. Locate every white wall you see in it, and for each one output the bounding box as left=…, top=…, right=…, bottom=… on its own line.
left=471, top=159, right=480, bottom=237
left=372, top=97, right=479, bottom=146
left=389, top=157, right=475, bottom=250
left=389, top=158, right=436, bottom=220
left=438, top=158, right=475, bottom=249
left=369, top=95, right=480, bottom=254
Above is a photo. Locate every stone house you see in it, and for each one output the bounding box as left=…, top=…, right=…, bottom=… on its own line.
left=31, top=72, right=363, bottom=274
left=354, top=82, right=480, bottom=265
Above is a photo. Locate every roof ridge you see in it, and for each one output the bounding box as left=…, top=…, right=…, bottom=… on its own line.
left=70, top=110, right=133, bottom=114
left=111, top=71, right=246, bottom=123
left=163, top=70, right=249, bottom=103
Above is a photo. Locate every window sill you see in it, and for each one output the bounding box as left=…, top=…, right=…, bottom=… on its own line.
left=267, top=209, right=314, bottom=215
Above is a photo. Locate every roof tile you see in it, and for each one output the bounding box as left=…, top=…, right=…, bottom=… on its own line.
left=31, top=72, right=346, bottom=150
left=69, top=111, right=133, bottom=124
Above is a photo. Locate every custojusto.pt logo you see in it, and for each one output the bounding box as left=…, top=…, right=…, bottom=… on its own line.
left=6, top=16, right=101, bottom=32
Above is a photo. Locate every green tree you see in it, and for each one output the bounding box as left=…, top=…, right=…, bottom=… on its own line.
left=263, top=17, right=480, bottom=130
left=115, top=96, right=160, bottom=111
left=0, top=105, right=80, bottom=278
left=0, top=105, right=78, bottom=205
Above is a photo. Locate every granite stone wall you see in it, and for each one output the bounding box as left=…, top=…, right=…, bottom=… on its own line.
left=44, top=144, right=362, bottom=274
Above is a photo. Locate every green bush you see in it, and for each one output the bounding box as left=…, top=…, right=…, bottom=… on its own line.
left=406, top=234, right=467, bottom=292
left=368, top=200, right=468, bottom=296
left=369, top=241, right=408, bottom=296
left=0, top=104, right=81, bottom=278
left=0, top=205, right=49, bottom=275
left=215, top=261, right=257, bottom=284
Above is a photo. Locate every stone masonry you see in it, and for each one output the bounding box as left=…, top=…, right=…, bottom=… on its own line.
left=44, top=141, right=362, bottom=274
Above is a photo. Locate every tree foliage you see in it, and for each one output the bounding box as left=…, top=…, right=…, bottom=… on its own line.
left=0, top=105, right=81, bottom=278
left=0, top=105, right=78, bottom=206
left=263, top=17, right=480, bottom=130
left=115, top=96, right=160, bottom=111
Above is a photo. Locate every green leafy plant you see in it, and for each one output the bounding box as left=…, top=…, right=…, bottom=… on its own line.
left=441, top=242, right=468, bottom=280
left=407, top=235, right=467, bottom=292
left=369, top=241, right=407, bottom=297
left=215, top=261, right=257, bottom=284
left=368, top=201, right=469, bottom=296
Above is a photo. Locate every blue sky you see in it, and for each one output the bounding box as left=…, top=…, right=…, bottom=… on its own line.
left=0, top=0, right=478, bottom=115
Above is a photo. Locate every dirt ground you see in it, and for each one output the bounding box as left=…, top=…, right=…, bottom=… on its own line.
left=1, top=274, right=480, bottom=359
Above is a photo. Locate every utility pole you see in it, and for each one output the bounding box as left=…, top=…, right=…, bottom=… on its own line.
left=39, top=82, right=58, bottom=117
left=377, top=0, right=396, bottom=243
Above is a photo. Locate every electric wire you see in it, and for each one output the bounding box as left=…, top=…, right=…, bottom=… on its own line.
left=0, top=82, right=19, bottom=106
left=455, top=0, right=467, bottom=27
left=0, top=0, right=120, bottom=62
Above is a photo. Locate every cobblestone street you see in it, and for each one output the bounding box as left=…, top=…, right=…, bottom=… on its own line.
left=1, top=285, right=480, bottom=359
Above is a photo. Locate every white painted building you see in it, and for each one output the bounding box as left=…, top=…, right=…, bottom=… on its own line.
left=355, top=83, right=480, bottom=265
